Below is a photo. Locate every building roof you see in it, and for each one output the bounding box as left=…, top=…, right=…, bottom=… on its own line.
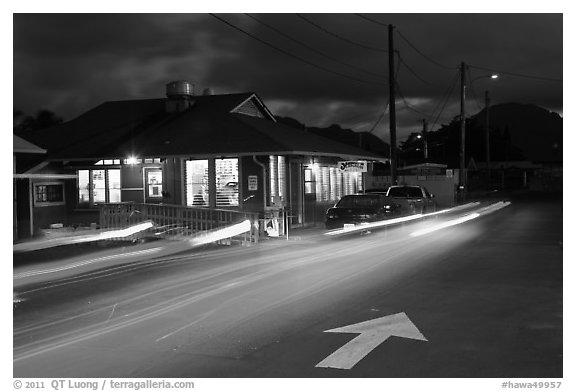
left=13, top=134, right=46, bottom=154
left=26, top=93, right=384, bottom=162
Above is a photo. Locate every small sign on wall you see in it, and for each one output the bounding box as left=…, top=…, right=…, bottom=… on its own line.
left=248, top=175, right=258, bottom=191
left=339, top=161, right=368, bottom=172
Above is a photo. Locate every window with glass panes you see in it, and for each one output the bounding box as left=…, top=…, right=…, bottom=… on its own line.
left=77, top=169, right=121, bottom=206
left=185, top=160, right=209, bottom=206
left=216, top=158, right=239, bottom=207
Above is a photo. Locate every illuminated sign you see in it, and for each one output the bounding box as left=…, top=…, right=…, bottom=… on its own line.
left=339, top=161, right=368, bottom=173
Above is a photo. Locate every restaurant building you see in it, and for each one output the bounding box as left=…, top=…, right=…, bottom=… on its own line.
left=17, top=81, right=386, bottom=239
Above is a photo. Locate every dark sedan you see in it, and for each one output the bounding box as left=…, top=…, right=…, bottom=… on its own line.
left=325, top=194, right=399, bottom=229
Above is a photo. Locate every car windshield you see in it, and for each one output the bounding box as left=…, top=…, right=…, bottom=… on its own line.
left=336, top=195, right=381, bottom=208
left=387, top=187, right=423, bottom=198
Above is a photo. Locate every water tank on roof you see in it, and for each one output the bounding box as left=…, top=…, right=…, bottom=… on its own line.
left=166, top=81, right=194, bottom=98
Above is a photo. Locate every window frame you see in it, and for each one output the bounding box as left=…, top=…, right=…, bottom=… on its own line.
left=33, top=182, right=66, bottom=207
left=77, top=168, right=122, bottom=207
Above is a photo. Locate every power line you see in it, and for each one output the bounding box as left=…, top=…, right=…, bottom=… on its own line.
left=396, top=29, right=455, bottom=70
left=210, top=14, right=386, bottom=86
left=428, top=70, right=461, bottom=133
left=296, top=14, right=388, bottom=52
left=245, top=14, right=386, bottom=80
left=396, top=82, right=432, bottom=117
left=468, top=64, right=562, bottom=83
left=396, top=50, right=442, bottom=88
left=367, top=49, right=402, bottom=134
left=466, top=68, right=485, bottom=111
left=354, top=13, right=390, bottom=28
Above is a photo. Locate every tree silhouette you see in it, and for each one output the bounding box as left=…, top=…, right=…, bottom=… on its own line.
left=13, top=109, right=63, bottom=134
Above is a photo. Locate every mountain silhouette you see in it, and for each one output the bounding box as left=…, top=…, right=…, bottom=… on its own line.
left=275, top=117, right=390, bottom=158
left=474, top=103, right=562, bottom=163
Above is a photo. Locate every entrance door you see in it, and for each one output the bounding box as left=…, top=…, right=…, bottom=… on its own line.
left=144, top=168, right=163, bottom=203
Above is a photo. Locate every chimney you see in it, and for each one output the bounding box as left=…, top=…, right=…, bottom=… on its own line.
left=165, top=81, right=194, bottom=113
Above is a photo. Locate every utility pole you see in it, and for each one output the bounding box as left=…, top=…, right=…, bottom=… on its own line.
left=485, top=90, right=491, bottom=188
left=422, top=119, right=429, bottom=161
left=459, top=61, right=466, bottom=201
left=388, top=24, right=397, bottom=185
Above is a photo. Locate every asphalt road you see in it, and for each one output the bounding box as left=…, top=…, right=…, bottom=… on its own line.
left=13, top=192, right=563, bottom=378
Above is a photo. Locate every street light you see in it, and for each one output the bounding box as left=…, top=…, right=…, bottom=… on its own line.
left=459, top=62, right=498, bottom=202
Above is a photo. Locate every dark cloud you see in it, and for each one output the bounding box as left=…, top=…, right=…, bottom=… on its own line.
left=13, top=13, right=562, bottom=141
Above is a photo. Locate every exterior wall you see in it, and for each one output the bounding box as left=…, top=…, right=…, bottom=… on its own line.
left=120, top=164, right=144, bottom=203
left=161, top=158, right=183, bottom=205
left=15, top=179, right=31, bottom=239
left=31, top=178, right=90, bottom=232
left=240, top=156, right=266, bottom=215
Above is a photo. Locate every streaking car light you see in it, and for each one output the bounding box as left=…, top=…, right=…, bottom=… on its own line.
left=14, top=247, right=164, bottom=280
left=188, top=219, right=252, bottom=246
left=324, top=202, right=480, bottom=237
left=409, top=213, right=480, bottom=237
left=409, top=201, right=510, bottom=237
left=325, top=214, right=424, bottom=236
left=13, top=221, right=155, bottom=252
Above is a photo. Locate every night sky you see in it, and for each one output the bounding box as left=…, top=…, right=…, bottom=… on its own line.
left=13, top=11, right=563, bottom=142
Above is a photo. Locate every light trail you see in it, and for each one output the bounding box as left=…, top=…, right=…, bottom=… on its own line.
left=409, top=201, right=511, bottom=237
left=324, top=202, right=481, bottom=237
left=13, top=221, right=155, bottom=252
left=13, top=247, right=164, bottom=280
left=14, top=219, right=253, bottom=283
left=410, top=213, right=480, bottom=237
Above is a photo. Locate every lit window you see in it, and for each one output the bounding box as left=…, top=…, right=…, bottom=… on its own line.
left=216, top=158, right=239, bottom=207
left=186, top=160, right=209, bottom=207
left=304, top=168, right=315, bottom=194
left=269, top=156, right=286, bottom=204
left=145, top=169, right=163, bottom=199
left=78, top=169, right=122, bottom=207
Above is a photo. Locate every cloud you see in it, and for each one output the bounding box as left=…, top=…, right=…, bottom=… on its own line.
left=13, top=13, right=562, bottom=138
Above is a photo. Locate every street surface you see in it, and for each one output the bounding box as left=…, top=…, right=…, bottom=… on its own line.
left=13, top=192, right=562, bottom=378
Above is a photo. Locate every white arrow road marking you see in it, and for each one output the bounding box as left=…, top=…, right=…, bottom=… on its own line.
left=316, top=312, right=427, bottom=370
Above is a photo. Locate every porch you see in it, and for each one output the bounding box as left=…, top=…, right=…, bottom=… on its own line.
left=99, top=202, right=260, bottom=245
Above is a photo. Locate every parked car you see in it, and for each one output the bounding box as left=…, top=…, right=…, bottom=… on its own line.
left=325, top=193, right=400, bottom=229
left=385, top=185, right=436, bottom=214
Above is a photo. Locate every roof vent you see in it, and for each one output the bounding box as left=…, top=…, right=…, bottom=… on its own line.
left=166, top=81, right=193, bottom=98
left=166, top=81, right=194, bottom=113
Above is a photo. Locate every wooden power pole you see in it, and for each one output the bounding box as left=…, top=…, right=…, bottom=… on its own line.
left=388, top=24, right=397, bottom=185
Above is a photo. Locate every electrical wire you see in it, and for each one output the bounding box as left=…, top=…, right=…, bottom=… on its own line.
left=245, top=14, right=386, bottom=80
left=354, top=13, right=390, bottom=28
left=428, top=70, right=461, bottom=133
left=296, top=14, right=388, bottom=52
left=396, top=50, right=442, bottom=88
left=367, top=50, right=402, bottom=134
left=210, top=14, right=386, bottom=86
left=466, top=68, right=485, bottom=112
left=396, top=82, right=432, bottom=117
left=396, top=29, right=456, bottom=71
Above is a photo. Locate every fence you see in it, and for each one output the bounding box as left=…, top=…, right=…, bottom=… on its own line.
left=99, top=202, right=259, bottom=245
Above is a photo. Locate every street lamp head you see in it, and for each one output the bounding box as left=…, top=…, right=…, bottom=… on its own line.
left=490, top=74, right=499, bottom=79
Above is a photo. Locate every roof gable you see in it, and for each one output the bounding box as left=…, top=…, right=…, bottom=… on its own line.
left=29, top=93, right=383, bottom=161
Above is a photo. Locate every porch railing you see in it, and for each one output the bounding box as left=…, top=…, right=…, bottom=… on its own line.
left=99, top=202, right=259, bottom=245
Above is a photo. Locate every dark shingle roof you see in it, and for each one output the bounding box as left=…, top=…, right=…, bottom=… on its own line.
left=27, top=93, right=384, bottom=161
